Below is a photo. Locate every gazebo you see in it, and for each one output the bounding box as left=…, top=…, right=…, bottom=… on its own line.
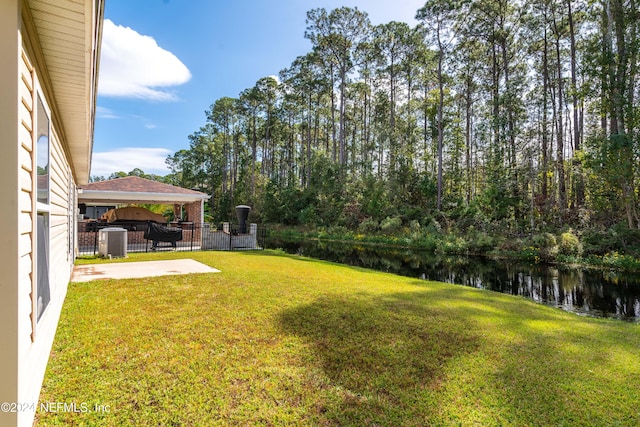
left=78, top=176, right=209, bottom=218
left=77, top=176, right=210, bottom=252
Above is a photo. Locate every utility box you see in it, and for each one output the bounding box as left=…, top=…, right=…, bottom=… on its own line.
left=98, top=227, right=127, bottom=258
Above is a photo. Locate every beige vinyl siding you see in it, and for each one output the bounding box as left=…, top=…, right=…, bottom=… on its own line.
left=49, top=127, right=74, bottom=287
left=18, top=51, right=36, bottom=340
left=1, top=2, right=103, bottom=425
left=16, top=42, right=77, bottom=424
left=18, top=44, right=75, bottom=337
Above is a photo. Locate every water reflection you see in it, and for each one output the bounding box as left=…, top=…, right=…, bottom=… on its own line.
left=269, top=238, right=640, bottom=322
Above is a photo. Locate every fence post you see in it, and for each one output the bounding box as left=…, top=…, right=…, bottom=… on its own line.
left=93, top=228, right=98, bottom=255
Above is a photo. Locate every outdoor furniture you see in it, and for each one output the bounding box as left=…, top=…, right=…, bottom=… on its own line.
left=144, top=221, right=183, bottom=251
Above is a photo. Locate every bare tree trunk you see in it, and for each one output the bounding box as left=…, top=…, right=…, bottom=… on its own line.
left=465, top=74, right=473, bottom=205
left=330, top=63, right=336, bottom=161
left=542, top=22, right=550, bottom=203
left=339, top=67, right=347, bottom=165
left=553, top=14, right=567, bottom=211
left=436, top=37, right=445, bottom=212
left=567, top=0, right=585, bottom=208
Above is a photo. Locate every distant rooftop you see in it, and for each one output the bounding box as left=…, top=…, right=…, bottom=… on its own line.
left=79, top=176, right=209, bottom=204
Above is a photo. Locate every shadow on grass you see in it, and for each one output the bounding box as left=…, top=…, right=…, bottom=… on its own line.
left=278, top=285, right=640, bottom=425
left=278, top=292, right=479, bottom=425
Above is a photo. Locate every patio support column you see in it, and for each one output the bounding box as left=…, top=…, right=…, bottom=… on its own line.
left=173, top=204, right=182, bottom=222
left=184, top=201, right=202, bottom=243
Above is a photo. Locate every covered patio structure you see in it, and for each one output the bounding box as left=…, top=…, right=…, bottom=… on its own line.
left=77, top=176, right=210, bottom=254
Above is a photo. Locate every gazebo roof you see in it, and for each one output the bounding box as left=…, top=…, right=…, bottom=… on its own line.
left=79, top=176, right=209, bottom=204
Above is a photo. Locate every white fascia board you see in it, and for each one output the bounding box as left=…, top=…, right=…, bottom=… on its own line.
left=78, top=190, right=210, bottom=204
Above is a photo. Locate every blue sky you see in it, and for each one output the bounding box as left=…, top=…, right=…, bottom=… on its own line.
left=92, top=0, right=426, bottom=177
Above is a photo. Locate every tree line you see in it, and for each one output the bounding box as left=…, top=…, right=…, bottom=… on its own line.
left=164, top=0, right=640, bottom=235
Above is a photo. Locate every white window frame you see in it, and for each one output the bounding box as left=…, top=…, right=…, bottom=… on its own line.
left=34, top=89, right=51, bottom=325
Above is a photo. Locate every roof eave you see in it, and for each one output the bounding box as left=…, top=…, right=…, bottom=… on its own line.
left=28, top=0, right=105, bottom=185
left=78, top=189, right=211, bottom=205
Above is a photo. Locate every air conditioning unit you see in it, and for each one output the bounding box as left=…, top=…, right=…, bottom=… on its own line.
left=98, top=227, right=127, bottom=258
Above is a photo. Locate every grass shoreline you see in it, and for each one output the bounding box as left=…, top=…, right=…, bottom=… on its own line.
left=38, top=251, right=639, bottom=426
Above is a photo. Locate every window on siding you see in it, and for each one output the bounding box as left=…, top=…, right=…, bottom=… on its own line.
left=37, top=95, right=49, bottom=205
left=68, top=176, right=76, bottom=260
left=36, top=94, right=50, bottom=321
left=36, top=213, right=50, bottom=321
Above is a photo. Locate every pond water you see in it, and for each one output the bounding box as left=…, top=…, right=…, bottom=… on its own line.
left=267, top=237, right=640, bottom=322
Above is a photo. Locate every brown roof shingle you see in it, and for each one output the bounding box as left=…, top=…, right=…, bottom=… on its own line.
left=80, top=176, right=206, bottom=195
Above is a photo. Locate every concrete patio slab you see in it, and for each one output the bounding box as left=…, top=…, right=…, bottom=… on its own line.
left=71, top=259, right=220, bottom=282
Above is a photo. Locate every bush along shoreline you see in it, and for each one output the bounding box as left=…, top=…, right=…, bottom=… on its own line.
left=268, top=224, right=640, bottom=272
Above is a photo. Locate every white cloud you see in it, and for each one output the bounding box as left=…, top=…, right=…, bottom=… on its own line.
left=96, top=106, right=120, bottom=119
left=98, top=19, right=191, bottom=101
left=91, top=147, right=172, bottom=177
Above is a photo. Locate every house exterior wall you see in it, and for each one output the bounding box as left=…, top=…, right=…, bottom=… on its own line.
left=0, top=3, right=82, bottom=426
left=0, top=2, right=22, bottom=426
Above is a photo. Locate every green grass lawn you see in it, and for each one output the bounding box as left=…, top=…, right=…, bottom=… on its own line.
left=37, top=250, right=639, bottom=426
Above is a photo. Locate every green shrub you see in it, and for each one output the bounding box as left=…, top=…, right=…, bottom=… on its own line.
left=298, top=206, right=318, bottom=225
left=559, top=231, right=583, bottom=256
left=409, top=220, right=421, bottom=233
left=532, top=232, right=556, bottom=247
left=424, top=217, right=442, bottom=233
left=358, top=218, right=379, bottom=234
left=519, top=246, right=540, bottom=262
left=326, top=225, right=349, bottom=238
left=413, top=234, right=438, bottom=251
left=468, top=231, right=497, bottom=253
left=437, top=235, right=468, bottom=254
left=600, top=251, right=640, bottom=270
left=582, top=224, right=640, bottom=257
left=498, top=237, right=524, bottom=253
left=581, top=229, right=610, bottom=255
left=532, top=232, right=558, bottom=261
left=380, top=216, right=403, bottom=235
